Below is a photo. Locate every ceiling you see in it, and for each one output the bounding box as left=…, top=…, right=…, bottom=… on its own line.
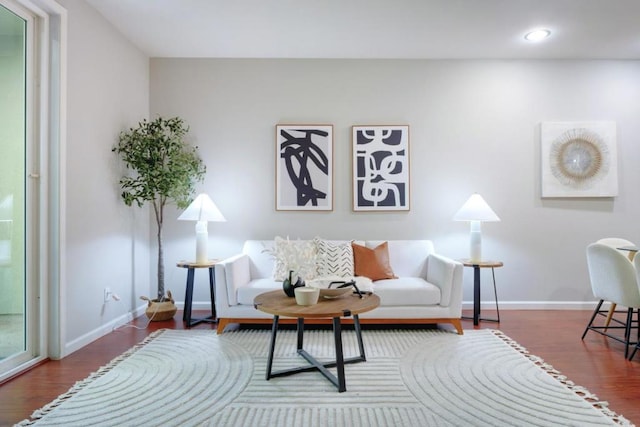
left=86, top=0, right=640, bottom=59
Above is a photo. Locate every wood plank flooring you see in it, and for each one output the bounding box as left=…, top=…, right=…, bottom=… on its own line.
left=1, top=309, right=639, bottom=426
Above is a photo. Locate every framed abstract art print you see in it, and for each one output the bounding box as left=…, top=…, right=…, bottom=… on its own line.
left=276, top=124, right=333, bottom=211
left=352, top=125, right=410, bottom=211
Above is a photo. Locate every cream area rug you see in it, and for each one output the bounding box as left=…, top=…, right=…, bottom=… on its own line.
left=17, top=328, right=631, bottom=426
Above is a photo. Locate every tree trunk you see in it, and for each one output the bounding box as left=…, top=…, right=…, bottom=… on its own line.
left=157, top=220, right=164, bottom=301
left=154, top=197, right=165, bottom=302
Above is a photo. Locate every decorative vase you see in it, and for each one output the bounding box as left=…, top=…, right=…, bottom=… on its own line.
left=283, top=270, right=305, bottom=297
left=141, top=291, right=178, bottom=321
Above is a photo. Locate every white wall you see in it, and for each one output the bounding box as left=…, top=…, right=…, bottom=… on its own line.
left=59, top=0, right=150, bottom=351
left=150, top=59, right=640, bottom=308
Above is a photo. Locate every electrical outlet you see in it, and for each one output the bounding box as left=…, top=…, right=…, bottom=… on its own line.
left=104, top=287, right=112, bottom=303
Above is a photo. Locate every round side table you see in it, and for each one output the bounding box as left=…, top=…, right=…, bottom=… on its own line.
left=177, top=260, right=218, bottom=327
left=459, top=259, right=503, bottom=326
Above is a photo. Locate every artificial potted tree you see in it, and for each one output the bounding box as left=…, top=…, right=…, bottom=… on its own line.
left=113, top=116, right=206, bottom=321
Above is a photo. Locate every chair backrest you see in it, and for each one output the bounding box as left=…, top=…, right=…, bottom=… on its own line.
left=586, top=242, right=640, bottom=307
left=596, top=238, right=636, bottom=261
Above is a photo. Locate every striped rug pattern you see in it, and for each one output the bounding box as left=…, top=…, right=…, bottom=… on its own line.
left=17, top=329, right=630, bottom=426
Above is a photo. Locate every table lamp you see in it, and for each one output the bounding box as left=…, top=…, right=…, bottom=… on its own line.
left=453, top=193, right=500, bottom=263
left=178, top=193, right=226, bottom=264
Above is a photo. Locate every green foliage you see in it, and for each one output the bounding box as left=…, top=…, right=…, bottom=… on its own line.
left=112, top=116, right=206, bottom=299
left=112, top=116, right=205, bottom=213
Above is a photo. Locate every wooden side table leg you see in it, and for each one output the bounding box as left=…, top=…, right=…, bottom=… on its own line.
left=208, top=266, right=216, bottom=320
left=183, top=267, right=195, bottom=324
left=473, top=266, right=481, bottom=326
left=491, top=267, right=500, bottom=323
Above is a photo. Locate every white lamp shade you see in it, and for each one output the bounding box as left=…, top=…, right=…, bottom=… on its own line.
left=452, top=194, right=500, bottom=222
left=178, top=193, right=226, bottom=222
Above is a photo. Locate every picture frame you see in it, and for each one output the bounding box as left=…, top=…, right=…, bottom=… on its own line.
left=540, top=121, right=618, bottom=198
left=352, top=125, right=410, bottom=211
left=276, top=124, right=333, bottom=211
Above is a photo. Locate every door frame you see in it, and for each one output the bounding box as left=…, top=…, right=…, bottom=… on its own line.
left=0, top=0, right=66, bottom=382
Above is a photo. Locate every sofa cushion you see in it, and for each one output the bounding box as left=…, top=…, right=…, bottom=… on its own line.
left=271, top=236, right=317, bottom=281
left=314, top=238, right=354, bottom=277
left=366, top=240, right=434, bottom=277
left=237, top=277, right=440, bottom=307
left=372, top=277, right=441, bottom=306
left=352, top=241, right=397, bottom=281
left=237, top=278, right=282, bottom=305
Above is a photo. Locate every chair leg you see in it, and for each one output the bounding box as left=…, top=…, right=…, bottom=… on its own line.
left=630, top=343, right=639, bottom=361
left=632, top=310, right=640, bottom=360
left=624, top=307, right=633, bottom=359
left=604, top=303, right=616, bottom=330
left=582, top=300, right=604, bottom=340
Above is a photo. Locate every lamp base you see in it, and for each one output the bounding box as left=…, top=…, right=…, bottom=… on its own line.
left=195, top=222, right=208, bottom=264
left=469, top=222, right=482, bottom=262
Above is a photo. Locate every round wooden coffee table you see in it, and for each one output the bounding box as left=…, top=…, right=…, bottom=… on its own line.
left=254, top=289, right=380, bottom=392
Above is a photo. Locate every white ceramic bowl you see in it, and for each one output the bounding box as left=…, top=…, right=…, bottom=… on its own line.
left=307, top=277, right=357, bottom=299
left=318, top=287, right=352, bottom=299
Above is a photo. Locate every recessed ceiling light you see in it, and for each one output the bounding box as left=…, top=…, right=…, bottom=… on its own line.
left=524, top=29, right=551, bottom=42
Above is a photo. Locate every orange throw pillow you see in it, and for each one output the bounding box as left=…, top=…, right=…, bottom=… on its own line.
left=352, top=242, right=397, bottom=281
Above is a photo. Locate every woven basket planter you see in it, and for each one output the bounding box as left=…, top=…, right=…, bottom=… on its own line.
left=142, top=291, right=177, bottom=322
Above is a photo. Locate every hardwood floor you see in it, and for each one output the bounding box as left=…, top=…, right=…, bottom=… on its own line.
left=1, top=309, right=639, bottom=426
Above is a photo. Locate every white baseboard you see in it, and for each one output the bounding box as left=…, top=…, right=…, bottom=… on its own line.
left=62, top=300, right=602, bottom=357
left=462, top=301, right=601, bottom=310
left=176, top=301, right=213, bottom=311
left=63, top=304, right=147, bottom=358
left=185, top=300, right=603, bottom=311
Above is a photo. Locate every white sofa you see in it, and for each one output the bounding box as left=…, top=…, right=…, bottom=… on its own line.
left=214, top=239, right=464, bottom=334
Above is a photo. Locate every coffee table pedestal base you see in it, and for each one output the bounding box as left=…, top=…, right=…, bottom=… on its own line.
left=265, top=314, right=367, bottom=393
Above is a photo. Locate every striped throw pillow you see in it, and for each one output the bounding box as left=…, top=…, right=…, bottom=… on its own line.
left=314, top=237, right=354, bottom=278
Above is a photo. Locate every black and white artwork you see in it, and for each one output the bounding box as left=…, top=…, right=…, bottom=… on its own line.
left=352, top=125, right=410, bottom=211
left=276, top=124, right=333, bottom=211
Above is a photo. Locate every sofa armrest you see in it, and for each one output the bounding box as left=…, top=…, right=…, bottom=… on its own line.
left=215, top=253, right=250, bottom=308
left=426, top=253, right=463, bottom=309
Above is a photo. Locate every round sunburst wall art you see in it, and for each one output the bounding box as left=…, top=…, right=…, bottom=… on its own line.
left=540, top=121, right=617, bottom=198
left=548, top=127, right=610, bottom=190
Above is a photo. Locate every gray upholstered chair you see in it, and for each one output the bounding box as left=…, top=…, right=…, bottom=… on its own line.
left=582, top=242, right=640, bottom=358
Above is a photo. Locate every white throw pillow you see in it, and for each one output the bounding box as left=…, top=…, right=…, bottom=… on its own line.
left=314, top=237, right=354, bottom=278
left=271, top=236, right=317, bottom=281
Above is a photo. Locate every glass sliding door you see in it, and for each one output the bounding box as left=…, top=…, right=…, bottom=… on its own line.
left=0, top=1, right=30, bottom=372
left=0, top=0, right=61, bottom=380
